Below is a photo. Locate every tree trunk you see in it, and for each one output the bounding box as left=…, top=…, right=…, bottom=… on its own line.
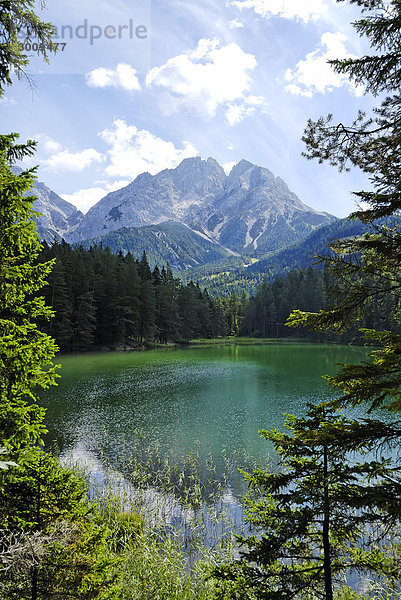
left=322, top=445, right=333, bottom=600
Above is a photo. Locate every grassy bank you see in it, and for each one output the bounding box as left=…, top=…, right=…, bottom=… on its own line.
left=92, top=498, right=218, bottom=600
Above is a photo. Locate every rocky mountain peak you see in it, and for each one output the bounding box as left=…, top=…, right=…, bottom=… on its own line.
left=228, top=159, right=255, bottom=181
left=64, top=156, right=335, bottom=255
left=169, top=156, right=226, bottom=196
left=11, top=166, right=83, bottom=241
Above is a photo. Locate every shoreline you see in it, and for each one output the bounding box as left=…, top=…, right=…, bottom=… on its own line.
left=55, top=337, right=368, bottom=357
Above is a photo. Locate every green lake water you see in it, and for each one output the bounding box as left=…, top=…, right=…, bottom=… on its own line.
left=40, top=343, right=369, bottom=475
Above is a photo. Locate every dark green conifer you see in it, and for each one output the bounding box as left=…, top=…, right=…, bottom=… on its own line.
left=0, top=136, right=58, bottom=464
left=214, top=404, right=401, bottom=600
left=287, top=0, right=401, bottom=412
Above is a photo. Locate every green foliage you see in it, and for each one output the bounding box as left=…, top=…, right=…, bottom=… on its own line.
left=219, top=218, right=248, bottom=253
left=0, top=7, right=220, bottom=600
left=215, top=5, right=401, bottom=599
left=1, top=451, right=88, bottom=530
left=242, top=269, right=326, bottom=339
left=324, top=329, right=401, bottom=412
left=82, top=221, right=231, bottom=270
left=184, top=216, right=400, bottom=299
left=287, top=0, right=401, bottom=414
left=38, top=241, right=247, bottom=348
left=38, top=237, right=400, bottom=349
left=0, top=0, right=56, bottom=95
left=246, top=216, right=400, bottom=278
left=0, top=135, right=59, bottom=465
left=0, top=135, right=123, bottom=599
left=213, top=404, right=401, bottom=600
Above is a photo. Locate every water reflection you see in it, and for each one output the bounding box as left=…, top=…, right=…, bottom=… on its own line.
left=39, top=344, right=371, bottom=543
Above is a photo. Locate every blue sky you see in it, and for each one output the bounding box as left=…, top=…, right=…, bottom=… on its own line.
left=1, top=0, right=374, bottom=216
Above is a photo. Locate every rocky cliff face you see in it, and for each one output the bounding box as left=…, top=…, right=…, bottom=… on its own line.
left=68, top=157, right=227, bottom=243
left=13, top=167, right=84, bottom=242
left=68, top=157, right=335, bottom=255
left=33, top=180, right=84, bottom=242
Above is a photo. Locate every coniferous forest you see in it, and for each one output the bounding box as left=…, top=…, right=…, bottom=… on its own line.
left=39, top=240, right=399, bottom=351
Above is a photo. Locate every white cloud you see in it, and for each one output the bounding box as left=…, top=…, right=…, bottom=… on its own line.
left=231, top=0, right=328, bottom=22
left=0, top=96, right=16, bottom=107
left=229, top=18, right=244, bottom=28
left=99, top=119, right=198, bottom=178
left=223, top=161, right=236, bottom=175
left=284, top=32, right=364, bottom=97
left=61, top=180, right=130, bottom=213
left=43, top=148, right=105, bottom=172
left=85, top=63, right=141, bottom=91
left=226, top=95, right=267, bottom=125
left=146, top=38, right=265, bottom=124
left=35, top=134, right=63, bottom=155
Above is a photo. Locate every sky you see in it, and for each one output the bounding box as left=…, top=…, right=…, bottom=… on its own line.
left=1, top=0, right=375, bottom=217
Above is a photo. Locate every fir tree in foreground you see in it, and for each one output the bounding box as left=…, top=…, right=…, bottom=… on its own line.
left=287, top=0, right=401, bottom=412
left=0, top=136, right=118, bottom=600
left=213, top=404, right=401, bottom=600
left=0, top=134, right=58, bottom=466
left=0, top=134, right=215, bottom=600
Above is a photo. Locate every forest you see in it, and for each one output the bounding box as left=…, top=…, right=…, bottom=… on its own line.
left=39, top=239, right=399, bottom=351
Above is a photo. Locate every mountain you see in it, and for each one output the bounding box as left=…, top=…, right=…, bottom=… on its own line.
left=13, top=166, right=84, bottom=242
left=247, top=214, right=401, bottom=276
left=32, top=180, right=84, bottom=242
left=185, top=215, right=401, bottom=297
left=68, top=157, right=336, bottom=255
left=246, top=217, right=369, bottom=276
left=69, top=157, right=226, bottom=244
left=81, top=221, right=233, bottom=270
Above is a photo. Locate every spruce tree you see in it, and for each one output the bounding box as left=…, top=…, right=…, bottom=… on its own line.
left=287, top=0, right=401, bottom=412
left=46, top=259, right=73, bottom=351
left=0, top=136, right=59, bottom=465
left=114, top=253, right=140, bottom=345
left=213, top=404, right=401, bottom=600
left=155, top=266, right=180, bottom=343
left=0, top=8, right=124, bottom=599
left=0, top=0, right=56, bottom=96
left=178, top=283, right=198, bottom=340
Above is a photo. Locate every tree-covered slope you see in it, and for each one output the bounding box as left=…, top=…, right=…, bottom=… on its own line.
left=80, top=221, right=232, bottom=269
left=185, top=215, right=400, bottom=297
left=247, top=215, right=401, bottom=276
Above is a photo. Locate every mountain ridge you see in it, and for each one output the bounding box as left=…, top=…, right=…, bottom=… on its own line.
left=80, top=221, right=234, bottom=270
left=67, top=157, right=336, bottom=255
left=12, top=166, right=84, bottom=242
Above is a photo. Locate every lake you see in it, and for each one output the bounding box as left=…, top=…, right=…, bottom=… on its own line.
left=39, top=343, right=369, bottom=486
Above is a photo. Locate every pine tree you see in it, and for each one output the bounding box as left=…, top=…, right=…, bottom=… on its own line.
left=210, top=296, right=230, bottom=337
left=213, top=404, right=401, bottom=600
left=0, top=136, right=59, bottom=465
left=0, top=137, right=98, bottom=599
left=287, top=0, right=401, bottom=413
left=46, top=259, right=73, bottom=351
left=137, top=250, right=152, bottom=281
left=114, top=253, right=140, bottom=344
left=178, top=282, right=198, bottom=340
left=0, top=0, right=56, bottom=96
left=0, top=10, right=123, bottom=599
left=139, top=280, right=156, bottom=342
left=155, top=266, right=180, bottom=343
left=72, top=290, right=97, bottom=352
left=92, top=246, right=117, bottom=346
